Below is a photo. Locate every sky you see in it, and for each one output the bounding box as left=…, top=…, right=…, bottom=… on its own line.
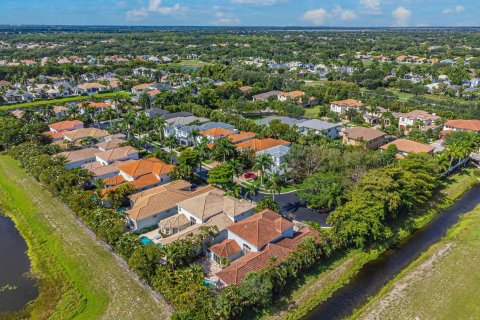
left=0, top=0, right=478, bottom=27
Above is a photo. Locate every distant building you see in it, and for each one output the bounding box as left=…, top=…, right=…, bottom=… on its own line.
left=342, top=127, right=386, bottom=150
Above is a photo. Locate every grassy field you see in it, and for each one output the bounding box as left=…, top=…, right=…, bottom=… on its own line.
left=304, top=105, right=321, bottom=119
left=0, top=155, right=170, bottom=320
left=257, top=168, right=479, bottom=320
left=354, top=202, right=480, bottom=320
left=167, top=59, right=210, bottom=68
left=0, top=91, right=131, bottom=110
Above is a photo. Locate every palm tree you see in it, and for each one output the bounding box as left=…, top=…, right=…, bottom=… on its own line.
left=213, top=138, right=236, bottom=162
left=122, top=109, right=137, bottom=140
left=264, top=171, right=284, bottom=202
left=226, top=183, right=242, bottom=199
left=68, top=105, right=80, bottom=119
left=253, top=154, right=273, bottom=188
left=152, top=115, right=166, bottom=141
left=40, top=105, right=55, bottom=122
left=228, top=158, right=243, bottom=178
left=190, top=128, right=201, bottom=146
left=165, top=135, right=177, bottom=163
left=244, top=182, right=258, bottom=201
left=194, top=137, right=210, bottom=177
left=103, top=107, right=117, bottom=128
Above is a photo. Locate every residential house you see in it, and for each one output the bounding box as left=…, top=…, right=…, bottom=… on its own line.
left=57, top=147, right=98, bottom=169
left=63, top=128, right=110, bottom=143
left=228, top=131, right=256, bottom=144
left=380, top=139, right=435, bottom=157
left=330, top=99, right=363, bottom=115
left=342, top=127, right=386, bottom=150
left=255, top=145, right=290, bottom=172
left=49, top=120, right=84, bottom=133
left=199, top=128, right=235, bottom=143
left=255, top=116, right=305, bottom=127
left=398, top=110, right=440, bottom=130
left=143, top=108, right=170, bottom=118
left=125, top=180, right=215, bottom=231
left=215, top=210, right=319, bottom=286
left=96, top=139, right=124, bottom=151
left=159, top=188, right=256, bottom=245
left=297, top=119, right=342, bottom=139
left=442, top=119, right=480, bottom=134
left=52, top=106, right=69, bottom=117
left=277, top=91, right=305, bottom=104
left=252, top=90, right=283, bottom=102
left=95, top=146, right=139, bottom=166
left=236, top=138, right=290, bottom=152
left=76, top=83, right=109, bottom=95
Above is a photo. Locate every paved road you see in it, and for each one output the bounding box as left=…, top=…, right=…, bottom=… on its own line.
left=253, top=192, right=330, bottom=227
left=196, top=166, right=330, bottom=227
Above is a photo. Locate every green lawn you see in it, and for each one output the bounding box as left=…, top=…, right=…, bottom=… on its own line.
left=166, top=59, right=210, bottom=68
left=303, top=81, right=325, bottom=87
left=354, top=202, right=480, bottom=320
left=0, top=155, right=170, bottom=320
left=0, top=91, right=132, bottom=110
left=304, top=105, right=321, bottom=119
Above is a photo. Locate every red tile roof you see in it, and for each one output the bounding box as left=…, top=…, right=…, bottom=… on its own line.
left=380, top=139, right=434, bottom=154
left=444, top=119, right=480, bottom=132
left=210, top=239, right=242, bottom=258
left=228, top=131, right=256, bottom=143
left=216, top=227, right=319, bottom=286
left=330, top=99, right=363, bottom=107
left=235, top=138, right=290, bottom=152
left=200, top=128, right=235, bottom=137
left=227, top=209, right=294, bottom=248
left=49, top=120, right=84, bottom=132
left=117, top=158, right=174, bottom=178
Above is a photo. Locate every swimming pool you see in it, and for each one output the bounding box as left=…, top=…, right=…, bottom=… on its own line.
left=139, top=236, right=153, bottom=245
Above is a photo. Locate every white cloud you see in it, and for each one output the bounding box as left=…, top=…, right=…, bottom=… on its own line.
left=443, top=5, right=465, bottom=14
left=360, top=0, right=381, bottom=15
left=126, top=0, right=188, bottom=22
left=232, top=0, right=285, bottom=5
left=302, top=8, right=330, bottom=25
left=392, top=6, right=411, bottom=26
left=212, top=6, right=240, bottom=25
left=302, top=5, right=357, bottom=25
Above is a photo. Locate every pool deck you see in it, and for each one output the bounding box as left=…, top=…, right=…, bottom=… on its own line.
left=140, top=228, right=163, bottom=244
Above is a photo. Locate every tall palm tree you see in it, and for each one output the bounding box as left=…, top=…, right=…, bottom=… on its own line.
left=264, top=170, right=284, bottom=202
left=122, top=109, right=137, bottom=140
left=226, top=183, right=242, bottom=199
left=253, top=154, right=273, bottom=188
left=213, top=138, right=236, bottom=162
left=190, top=128, right=201, bottom=146
left=152, top=115, right=166, bottom=141
left=103, top=107, right=117, bottom=128
left=68, top=105, right=80, bottom=119
left=40, top=105, right=55, bottom=122
left=244, top=182, right=258, bottom=201
left=165, top=135, right=177, bottom=163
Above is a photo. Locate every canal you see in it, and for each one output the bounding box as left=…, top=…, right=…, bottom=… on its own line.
left=305, top=185, right=480, bottom=320
left=0, top=215, right=38, bottom=312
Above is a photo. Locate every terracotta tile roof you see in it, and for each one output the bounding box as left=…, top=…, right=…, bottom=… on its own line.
left=228, top=131, right=256, bottom=143
left=49, top=120, right=84, bottom=132
left=227, top=209, right=294, bottom=248
left=81, top=159, right=134, bottom=178
left=78, top=82, right=108, bottom=89
left=235, top=138, right=290, bottom=152
left=78, top=102, right=111, bottom=109
left=117, top=158, right=174, bottom=178
left=380, top=139, right=434, bottom=154
left=63, top=128, right=109, bottom=141
left=216, top=243, right=290, bottom=286
left=131, top=83, right=153, bottom=91
left=343, top=127, right=386, bottom=142
left=330, top=99, right=363, bottom=107
left=95, top=146, right=138, bottom=163
left=130, top=173, right=161, bottom=190
left=216, top=226, right=319, bottom=285
left=402, top=110, right=440, bottom=121
left=43, top=131, right=65, bottom=140
left=239, top=86, right=252, bottom=92
left=126, top=181, right=215, bottom=221
left=177, top=189, right=255, bottom=222
left=444, top=119, right=480, bottom=132
left=147, top=89, right=161, bottom=96
left=96, top=139, right=124, bottom=150
left=210, top=239, right=242, bottom=258
left=104, top=175, right=125, bottom=186
left=200, top=128, right=235, bottom=137
left=281, top=91, right=305, bottom=98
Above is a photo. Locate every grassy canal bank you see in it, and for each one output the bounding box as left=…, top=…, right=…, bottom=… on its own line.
left=353, top=199, right=480, bottom=319
left=0, top=155, right=169, bottom=320
left=254, top=167, right=479, bottom=320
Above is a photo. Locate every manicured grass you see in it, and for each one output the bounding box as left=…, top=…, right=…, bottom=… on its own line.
left=304, top=105, right=321, bottom=119
left=257, top=168, right=478, bottom=320
left=167, top=59, right=210, bottom=68
left=0, top=155, right=169, bottom=320
left=303, top=81, right=325, bottom=87
left=0, top=91, right=132, bottom=110
left=354, top=204, right=480, bottom=320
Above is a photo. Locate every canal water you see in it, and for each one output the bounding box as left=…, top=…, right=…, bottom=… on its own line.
left=0, top=215, right=38, bottom=312
left=305, top=185, right=480, bottom=320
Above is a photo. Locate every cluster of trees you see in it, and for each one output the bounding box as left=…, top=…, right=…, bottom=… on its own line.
left=328, top=154, right=440, bottom=248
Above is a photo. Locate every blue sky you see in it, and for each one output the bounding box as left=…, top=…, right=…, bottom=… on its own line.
left=1, top=0, right=477, bottom=27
